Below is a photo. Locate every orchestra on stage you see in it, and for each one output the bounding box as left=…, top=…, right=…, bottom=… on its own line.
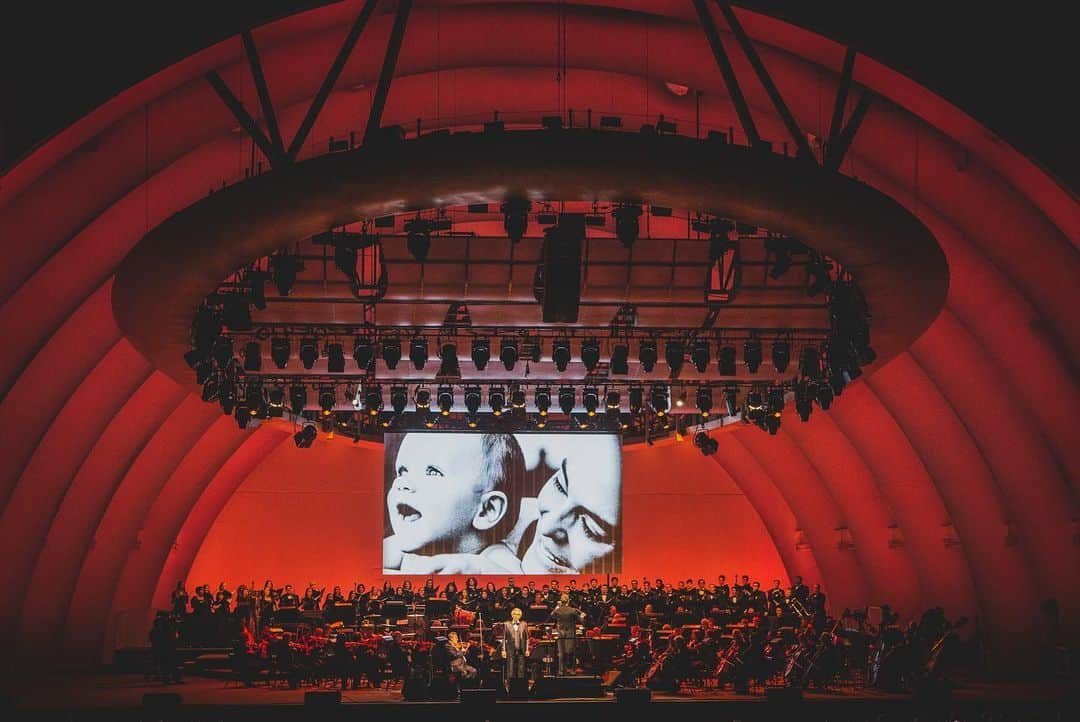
left=157, top=574, right=971, bottom=695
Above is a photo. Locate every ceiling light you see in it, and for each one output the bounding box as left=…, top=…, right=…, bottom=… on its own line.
left=270, top=337, right=290, bottom=369
left=558, top=386, right=575, bottom=415
left=552, top=338, right=571, bottom=372
left=409, top=336, right=428, bottom=370
left=471, top=339, right=491, bottom=371
left=639, top=340, right=657, bottom=373
left=326, top=342, right=345, bottom=373
left=299, top=337, right=319, bottom=369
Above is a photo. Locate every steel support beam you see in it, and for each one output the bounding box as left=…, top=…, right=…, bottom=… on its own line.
left=287, top=0, right=380, bottom=160
left=364, top=0, right=413, bottom=144
left=825, top=91, right=872, bottom=171
left=827, top=48, right=858, bottom=153
left=241, top=30, right=285, bottom=160
left=692, top=0, right=760, bottom=146
left=205, top=71, right=284, bottom=167
left=714, top=1, right=813, bottom=159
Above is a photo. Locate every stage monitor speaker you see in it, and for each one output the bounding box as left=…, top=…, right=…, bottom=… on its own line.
left=539, top=214, right=584, bottom=322
left=459, top=688, right=498, bottom=706
left=304, top=690, right=341, bottom=707
left=507, top=677, right=530, bottom=699
left=765, top=685, right=802, bottom=703
left=614, top=687, right=652, bottom=703
left=428, top=676, right=457, bottom=700
left=551, top=675, right=605, bottom=698
left=142, top=692, right=182, bottom=708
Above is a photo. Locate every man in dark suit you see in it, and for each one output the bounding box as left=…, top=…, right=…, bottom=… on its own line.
left=549, top=593, right=585, bottom=675
left=501, top=607, right=530, bottom=685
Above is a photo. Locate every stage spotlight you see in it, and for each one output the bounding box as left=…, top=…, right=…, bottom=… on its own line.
left=299, top=337, right=319, bottom=369
left=500, top=338, right=519, bottom=371
left=558, top=386, right=575, bottom=415
left=212, top=337, right=234, bottom=367
left=799, top=346, right=821, bottom=379
left=629, top=385, right=644, bottom=414
left=535, top=414, right=547, bottom=430
left=289, top=384, right=307, bottom=415
left=294, top=424, right=317, bottom=448
left=364, top=387, right=382, bottom=416
left=510, top=386, right=527, bottom=409
left=381, top=339, right=402, bottom=370
left=326, top=342, right=346, bottom=373
left=201, top=374, right=220, bottom=403
left=696, top=386, right=713, bottom=417
left=723, top=386, right=738, bottom=417
left=765, top=412, right=782, bottom=435
left=718, top=345, right=737, bottom=376
left=464, top=386, right=482, bottom=414
left=552, top=338, right=571, bottom=372
left=768, top=386, right=785, bottom=413
left=618, top=413, right=631, bottom=430
left=438, top=343, right=460, bottom=378
left=271, top=251, right=301, bottom=296
left=195, top=360, right=214, bottom=385
left=605, top=389, right=621, bottom=411
left=575, top=414, right=591, bottom=430
left=675, top=391, right=686, bottom=408
left=437, top=385, right=454, bottom=416
left=639, top=340, right=658, bottom=372
left=220, top=383, right=237, bottom=415
left=610, top=344, right=629, bottom=375
left=404, top=218, right=432, bottom=262
left=535, top=387, right=551, bottom=416
left=390, top=386, right=408, bottom=414
left=690, top=339, right=710, bottom=373
left=270, top=337, right=290, bottom=369
left=241, top=342, right=261, bottom=372
left=501, top=198, right=530, bottom=243
left=409, top=336, right=429, bottom=370
left=650, top=384, right=669, bottom=416
left=613, top=204, right=642, bottom=249
left=489, top=386, right=506, bottom=416
left=665, top=341, right=685, bottom=375
left=466, top=414, right=479, bottom=429
left=795, top=381, right=813, bottom=421
left=423, top=412, right=437, bottom=429
left=582, top=387, right=600, bottom=416
left=772, top=341, right=791, bottom=374
left=580, top=338, right=600, bottom=372
left=415, top=387, right=431, bottom=410
left=744, top=338, right=763, bottom=373
left=694, top=431, right=719, bottom=456
left=815, top=381, right=834, bottom=410
left=234, top=402, right=251, bottom=429
left=268, top=385, right=285, bottom=409
left=471, top=339, right=491, bottom=371
left=318, top=386, right=336, bottom=416
left=353, top=337, right=375, bottom=371
left=379, top=412, right=395, bottom=429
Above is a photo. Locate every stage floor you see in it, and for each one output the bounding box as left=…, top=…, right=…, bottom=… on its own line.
left=2, top=673, right=1075, bottom=720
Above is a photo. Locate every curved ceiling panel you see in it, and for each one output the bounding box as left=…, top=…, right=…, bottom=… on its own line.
left=0, top=1, right=1074, bottom=671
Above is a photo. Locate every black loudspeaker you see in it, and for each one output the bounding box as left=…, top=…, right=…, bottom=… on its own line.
left=544, top=675, right=604, bottom=698
left=402, top=672, right=428, bottom=700
left=539, top=214, right=584, bottom=322
left=765, top=685, right=802, bottom=703
left=304, top=690, right=341, bottom=707
left=507, top=677, right=530, bottom=699
left=141, top=692, right=182, bottom=707
left=614, top=687, right=652, bottom=703
left=428, top=676, right=457, bottom=700
left=460, top=688, right=498, bottom=706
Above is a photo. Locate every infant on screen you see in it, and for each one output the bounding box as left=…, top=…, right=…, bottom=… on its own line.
left=383, top=432, right=524, bottom=573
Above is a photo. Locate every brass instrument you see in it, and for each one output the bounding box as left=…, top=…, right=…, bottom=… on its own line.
left=789, top=596, right=811, bottom=619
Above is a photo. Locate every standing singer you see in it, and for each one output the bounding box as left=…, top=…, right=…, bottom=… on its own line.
left=501, top=607, right=530, bottom=685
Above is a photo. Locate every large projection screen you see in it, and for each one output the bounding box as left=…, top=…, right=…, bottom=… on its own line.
left=383, top=432, right=622, bottom=575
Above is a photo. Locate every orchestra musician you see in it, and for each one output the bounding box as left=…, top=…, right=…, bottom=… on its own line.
left=279, top=584, right=300, bottom=609
left=501, top=607, right=530, bottom=685
left=446, top=631, right=478, bottom=681
left=549, top=593, right=586, bottom=675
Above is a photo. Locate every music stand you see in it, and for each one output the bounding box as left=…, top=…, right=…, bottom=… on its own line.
left=425, top=598, right=450, bottom=619
left=525, top=605, right=550, bottom=624
left=382, top=600, right=406, bottom=623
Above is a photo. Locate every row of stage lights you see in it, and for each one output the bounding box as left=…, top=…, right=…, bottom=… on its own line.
left=197, top=332, right=815, bottom=377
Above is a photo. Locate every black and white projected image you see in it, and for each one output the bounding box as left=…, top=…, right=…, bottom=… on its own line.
left=382, top=432, right=622, bottom=575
